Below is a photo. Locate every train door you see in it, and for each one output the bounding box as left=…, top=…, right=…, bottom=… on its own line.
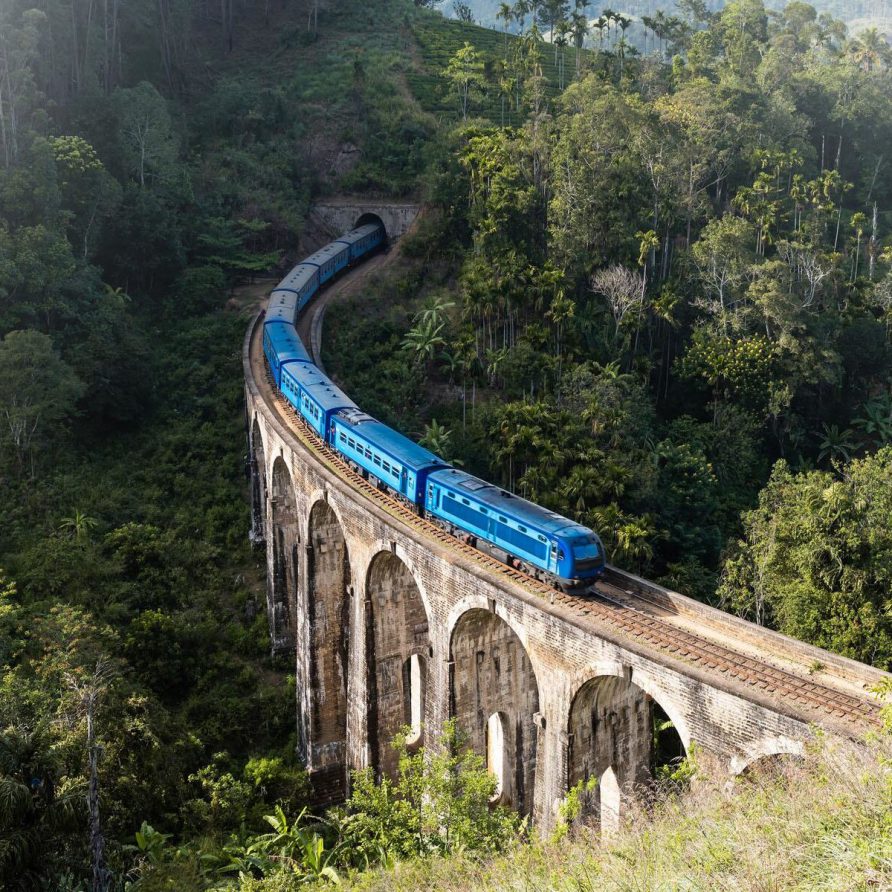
left=400, top=468, right=408, bottom=498
left=549, top=541, right=559, bottom=574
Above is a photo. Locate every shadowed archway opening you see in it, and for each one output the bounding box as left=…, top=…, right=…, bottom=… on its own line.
left=450, top=609, right=539, bottom=816
left=306, top=500, right=351, bottom=803
left=737, top=751, right=803, bottom=785
left=249, top=419, right=267, bottom=547
left=269, top=457, right=298, bottom=654
left=366, top=551, right=430, bottom=781
left=354, top=212, right=386, bottom=239
left=567, top=676, right=687, bottom=830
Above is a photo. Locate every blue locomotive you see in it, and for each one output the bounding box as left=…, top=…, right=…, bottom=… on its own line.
left=262, top=221, right=605, bottom=589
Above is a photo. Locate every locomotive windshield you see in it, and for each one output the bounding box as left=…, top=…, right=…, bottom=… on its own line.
left=572, top=537, right=601, bottom=561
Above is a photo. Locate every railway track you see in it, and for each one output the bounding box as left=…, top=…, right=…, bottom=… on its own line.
left=250, top=321, right=884, bottom=733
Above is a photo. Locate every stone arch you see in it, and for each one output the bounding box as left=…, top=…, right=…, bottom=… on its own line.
left=566, top=672, right=688, bottom=826
left=249, top=418, right=267, bottom=546
left=305, top=499, right=352, bottom=803
left=355, top=212, right=386, bottom=238
left=450, top=608, right=540, bottom=816
left=736, top=751, right=804, bottom=783
left=269, top=456, right=298, bottom=654
left=731, top=739, right=805, bottom=777
left=365, top=551, right=431, bottom=780
left=565, top=665, right=693, bottom=754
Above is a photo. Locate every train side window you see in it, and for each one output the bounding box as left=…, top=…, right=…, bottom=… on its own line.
left=518, top=526, right=527, bottom=533
left=348, top=438, right=356, bottom=449
left=339, top=433, right=346, bottom=442
left=373, top=455, right=382, bottom=466
left=365, top=448, right=372, bottom=458
left=382, top=462, right=391, bottom=473
left=480, top=507, right=488, bottom=514
left=499, top=516, right=507, bottom=523
left=391, top=468, right=399, bottom=478
left=461, top=498, right=470, bottom=505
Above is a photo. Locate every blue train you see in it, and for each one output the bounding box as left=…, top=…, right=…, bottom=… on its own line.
left=262, top=221, right=606, bottom=589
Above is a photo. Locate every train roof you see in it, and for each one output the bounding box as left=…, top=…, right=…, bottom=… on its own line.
left=277, top=263, right=317, bottom=293
left=335, top=223, right=382, bottom=246
left=284, top=362, right=356, bottom=413
left=304, top=241, right=349, bottom=268
left=334, top=410, right=446, bottom=470
left=266, top=290, right=298, bottom=324
left=427, top=468, right=595, bottom=539
left=264, top=322, right=312, bottom=364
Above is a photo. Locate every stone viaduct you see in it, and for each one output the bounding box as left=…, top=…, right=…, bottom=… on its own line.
left=244, top=219, right=888, bottom=834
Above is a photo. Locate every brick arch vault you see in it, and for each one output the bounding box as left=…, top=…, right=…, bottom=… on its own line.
left=245, top=316, right=885, bottom=830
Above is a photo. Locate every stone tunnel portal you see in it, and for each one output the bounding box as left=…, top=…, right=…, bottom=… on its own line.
left=355, top=212, right=387, bottom=239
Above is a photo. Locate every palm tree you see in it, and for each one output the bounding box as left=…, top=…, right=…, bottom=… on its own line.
left=419, top=419, right=459, bottom=464
left=0, top=727, right=83, bottom=889
left=402, top=317, right=446, bottom=367
left=853, top=394, right=892, bottom=446
left=58, top=509, right=98, bottom=542
left=497, top=2, right=514, bottom=51
left=570, top=9, right=589, bottom=75
left=602, top=7, right=616, bottom=47
left=816, top=423, right=857, bottom=466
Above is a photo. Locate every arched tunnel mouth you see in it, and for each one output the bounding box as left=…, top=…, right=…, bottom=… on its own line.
left=354, top=212, right=387, bottom=240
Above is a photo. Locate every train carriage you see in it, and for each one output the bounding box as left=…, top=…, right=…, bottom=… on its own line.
left=335, top=223, right=385, bottom=262
left=304, top=242, right=350, bottom=286
left=265, top=290, right=299, bottom=326
left=281, top=362, right=357, bottom=438
left=275, top=263, right=320, bottom=312
left=331, top=408, right=446, bottom=504
left=263, top=322, right=313, bottom=386
left=425, top=468, right=605, bottom=586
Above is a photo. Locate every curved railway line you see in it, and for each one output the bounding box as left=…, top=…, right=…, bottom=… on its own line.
left=246, top=310, right=886, bottom=737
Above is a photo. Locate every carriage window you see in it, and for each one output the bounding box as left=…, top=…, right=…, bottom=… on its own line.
left=461, top=498, right=470, bottom=505
left=518, top=526, right=527, bottom=533
left=499, top=516, right=507, bottom=523
left=339, top=433, right=346, bottom=442
left=373, top=455, right=382, bottom=466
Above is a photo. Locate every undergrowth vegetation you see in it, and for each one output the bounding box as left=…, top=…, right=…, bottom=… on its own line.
left=316, top=736, right=892, bottom=892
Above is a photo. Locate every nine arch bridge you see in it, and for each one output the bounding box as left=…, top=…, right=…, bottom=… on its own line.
left=243, top=238, right=887, bottom=833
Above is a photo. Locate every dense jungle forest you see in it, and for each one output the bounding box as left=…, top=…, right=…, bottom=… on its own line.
left=0, top=0, right=890, bottom=887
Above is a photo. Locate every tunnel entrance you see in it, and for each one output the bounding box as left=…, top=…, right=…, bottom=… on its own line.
left=366, top=552, right=430, bottom=780
left=450, top=609, right=539, bottom=816
left=354, top=212, right=387, bottom=238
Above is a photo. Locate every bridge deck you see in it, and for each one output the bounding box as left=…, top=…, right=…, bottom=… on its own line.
left=247, top=313, right=887, bottom=737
